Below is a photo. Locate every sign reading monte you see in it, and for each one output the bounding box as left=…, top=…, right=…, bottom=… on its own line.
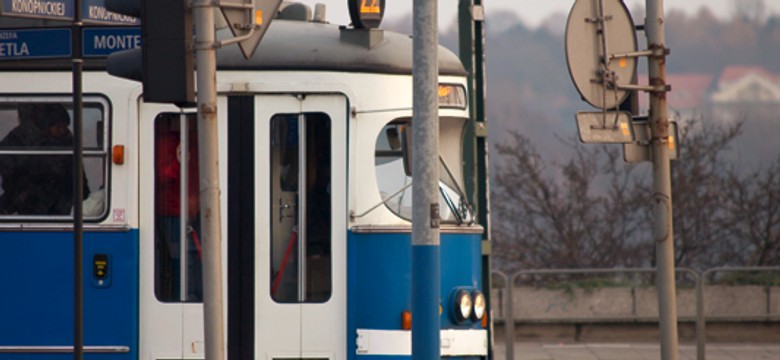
left=82, top=27, right=140, bottom=57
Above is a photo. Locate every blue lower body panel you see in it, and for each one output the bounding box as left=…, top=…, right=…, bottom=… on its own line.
left=347, top=230, right=483, bottom=360
left=0, top=230, right=139, bottom=359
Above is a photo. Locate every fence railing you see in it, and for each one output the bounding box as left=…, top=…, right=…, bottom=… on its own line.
left=492, top=266, right=780, bottom=360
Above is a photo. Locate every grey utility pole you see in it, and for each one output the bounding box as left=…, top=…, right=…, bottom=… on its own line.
left=194, top=2, right=225, bottom=360
left=646, top=0, right=679, bottom=359
left=412, top=0, right=440, bottom=358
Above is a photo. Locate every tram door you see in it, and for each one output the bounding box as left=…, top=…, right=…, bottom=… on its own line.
left=256, top=94, right=347, bottom=359
left=139, top=103, right=210, bottom=359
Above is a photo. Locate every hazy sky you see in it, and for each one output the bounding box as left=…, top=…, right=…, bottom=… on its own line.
left=302, top=0, right=779, bottom=28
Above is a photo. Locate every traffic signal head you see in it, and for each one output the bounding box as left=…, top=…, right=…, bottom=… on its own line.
left=106, top=0, right=195, bottom=106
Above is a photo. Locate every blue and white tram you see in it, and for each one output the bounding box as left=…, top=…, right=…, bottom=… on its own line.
left=0, top=8, right=488, bottom=360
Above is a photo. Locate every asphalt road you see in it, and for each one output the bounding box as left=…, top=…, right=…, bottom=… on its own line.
left=493, top=342, right=780, bottom=360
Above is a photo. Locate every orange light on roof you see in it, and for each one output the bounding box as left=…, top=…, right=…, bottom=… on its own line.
left=256, top=10, right=263, bottom=25
left=113, top=145, right=125, bottom=165
left=402, top=311, right=412, bottom=330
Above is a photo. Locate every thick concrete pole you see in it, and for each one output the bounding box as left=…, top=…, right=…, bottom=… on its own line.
left=194, top=2, right=225, bottom=360
left=412, top=0, right=440, bottom=358
left=646, top=0, right=679, bottom=359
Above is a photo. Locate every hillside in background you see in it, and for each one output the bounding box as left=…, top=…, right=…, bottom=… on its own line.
left=388, top=7, right=780, bottom=171
left=385, top=8, right=780, bottom=270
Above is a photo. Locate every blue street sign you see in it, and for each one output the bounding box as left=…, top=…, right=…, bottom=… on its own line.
left=82, top=0, right=139, bottom=25
left=1, top=0, right=74, bottom=21
left=1, top=0, right=139, bottom=25
left=0, top=28, right=71, bottom=59
left=82, top=27, right=140, bottom=57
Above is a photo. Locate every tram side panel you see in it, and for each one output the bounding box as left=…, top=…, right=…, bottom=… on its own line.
left=0, top=80, right=140, bottom=359
left=0, top=231, right=139, bottom=359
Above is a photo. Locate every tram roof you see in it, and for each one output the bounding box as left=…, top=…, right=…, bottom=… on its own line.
left=217, top=20, right=468, bottom=76
left=0, top=19, right=468, bottom=77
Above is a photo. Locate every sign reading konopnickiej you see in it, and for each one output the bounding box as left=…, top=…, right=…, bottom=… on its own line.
left=2, top=0, right=138, bottom=24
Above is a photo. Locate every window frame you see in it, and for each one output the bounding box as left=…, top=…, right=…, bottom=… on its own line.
left=0, top=94, right=112, bottom=222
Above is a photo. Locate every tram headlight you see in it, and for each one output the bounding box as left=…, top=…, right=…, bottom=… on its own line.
left=471, top=290, right=486, bottom=322
left=452, top=289, right=472, bottom=323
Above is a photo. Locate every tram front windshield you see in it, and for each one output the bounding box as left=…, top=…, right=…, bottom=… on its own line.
left=375, top=118, right=474, bottom=225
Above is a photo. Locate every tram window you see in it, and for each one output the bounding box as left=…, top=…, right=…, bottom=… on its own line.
left=270, top=113, right=332, bottom=304
left=153, top=113, right=203, bottom=302
left=0, top=100, right=108, bottom=219
left=375, top=119, right=474, bottom=224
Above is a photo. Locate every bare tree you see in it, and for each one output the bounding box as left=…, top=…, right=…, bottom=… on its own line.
left=492, top=132, right=648, bottom=272
left=663, top=120, right=744, bottom=268
left=492, top=119, right=780, bottom=272
left=722, top=156, right=780, bottom=266
left=732, top=0, right=767, bottom=23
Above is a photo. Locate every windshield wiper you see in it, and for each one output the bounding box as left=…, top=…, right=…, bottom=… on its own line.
left=438, top=156, right=475, bottom=225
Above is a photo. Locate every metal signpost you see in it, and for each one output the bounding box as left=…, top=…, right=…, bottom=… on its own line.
left=457, top=0, right=492, bottom=358
left=644, top=1, right=679, bottom=358
left=565, top=0, right=680, bottom=359
left=412, top=0, right=440, bottom=359
left=191, top=2, right=225, bottom=359
left=193, top=1, right=279, bottom=358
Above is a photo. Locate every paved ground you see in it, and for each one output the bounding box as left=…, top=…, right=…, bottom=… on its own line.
left=494, top=342, right=780, bottom=360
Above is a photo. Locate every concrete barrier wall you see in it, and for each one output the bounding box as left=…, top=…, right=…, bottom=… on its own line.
left=492, top=285, right=779, bottom=322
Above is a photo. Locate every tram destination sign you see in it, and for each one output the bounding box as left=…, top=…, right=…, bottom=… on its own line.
left=2, top=0, right=139, bottom=24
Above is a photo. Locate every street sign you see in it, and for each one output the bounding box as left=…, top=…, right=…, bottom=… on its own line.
left=1, top=0, right=74, bottom=21
left=576, top=111, right=635, bottom=144
left=0, top=27, right=71, bottom=59
left=1, top=0, right=139, bottom=24
left=623, top=120, right=679, bottom=163
left=82, top=0, right=139, bottom=25
left=0, top=27, right=140, bottom=59
left=565, top=0, right=637, bottom=110
left=221, top=0, right=283, bottom=59
left=82, top=26, right=140, bottom=57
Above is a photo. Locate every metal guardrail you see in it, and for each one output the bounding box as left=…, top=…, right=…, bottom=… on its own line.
left=492, top=266, right=780, bottom=360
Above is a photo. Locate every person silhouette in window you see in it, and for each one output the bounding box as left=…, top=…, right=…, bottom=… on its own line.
left=155, top=119, right=202, bottom=301
left=0, top=103, right=89, bottom=215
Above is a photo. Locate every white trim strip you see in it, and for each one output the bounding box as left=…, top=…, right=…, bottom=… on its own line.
left=356, top=329, right=487, bottom=356
left=0, top=346, right=130, bottom=353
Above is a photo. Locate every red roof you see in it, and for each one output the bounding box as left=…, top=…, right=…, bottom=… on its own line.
left=718, top=66, right=780, bottom=86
